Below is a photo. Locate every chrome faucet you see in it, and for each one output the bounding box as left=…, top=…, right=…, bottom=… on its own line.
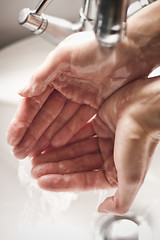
left=94, top=0, right=128, bottom=47
left=18, top=0, right=156, bottom=48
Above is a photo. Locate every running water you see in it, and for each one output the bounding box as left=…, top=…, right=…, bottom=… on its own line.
left=18, top=157, right=78, bottom=222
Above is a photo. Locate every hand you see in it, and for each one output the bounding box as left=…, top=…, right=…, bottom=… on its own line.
left=31, top=76, right=160, bottom=215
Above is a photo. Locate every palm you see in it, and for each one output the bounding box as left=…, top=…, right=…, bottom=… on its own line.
left=31, top=115, right=118, bottom=191
left=20, top=31, right=152, bottom=109
left=31, top=76, right=159, bottom=214
left=31, top=110, right=123, bottom=214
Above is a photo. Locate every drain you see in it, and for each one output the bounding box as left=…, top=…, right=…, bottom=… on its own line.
left=94, top=214, right=153, bottom=240
left=102, top=218, right=138, bottom=240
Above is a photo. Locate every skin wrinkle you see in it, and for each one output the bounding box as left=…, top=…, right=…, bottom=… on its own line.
left=70, top=50, right=123, bottom=101
left=7, top=86, right=54, bottom=146
left=12, top=92, right=67, bottom=158
left=40, top=102, right=81, bottom=148
left=90, top=117, right=118, bottom=187
left=60, top=151, right=103, bottom=174
left=43, top=103, right=80, bottom=145
left=133, top=113, right=160, bottom=144
left=13, top=130, right=38, bottom=157
left=32, top=137, right=100, bottom=167
left=51, top=106, right=97, bottom=147
left=116, top=78, right=160, bottom=139
left=124, top=36, right=153, bottom=71
left=32, top=134, right=51, bottom=155
left=98, top=137, right=118, bottom=187
left=7, top=119, right=30, bottom=146
left=97, top=111, right=115, bottom=136
left=32, top=56, right=70, bottom=93
left=53, top=73, right=103, bottom=109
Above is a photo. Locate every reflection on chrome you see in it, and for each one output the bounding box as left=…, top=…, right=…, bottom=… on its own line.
left=18, top=0, right=156, bottom=47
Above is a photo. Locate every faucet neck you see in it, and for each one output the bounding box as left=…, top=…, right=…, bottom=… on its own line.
left=94, top=0, right=128, bottom=47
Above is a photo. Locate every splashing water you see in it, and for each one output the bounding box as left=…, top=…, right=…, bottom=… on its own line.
left=18, top=157, right=78, bottom=223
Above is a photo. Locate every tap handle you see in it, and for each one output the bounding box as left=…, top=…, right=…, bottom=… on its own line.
left=18, top=0, right=53, bottom=34
left=34, top=0, right=53, bottom=15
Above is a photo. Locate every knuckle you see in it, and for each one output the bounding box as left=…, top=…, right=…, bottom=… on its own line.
left=125, top=172, right=144, bottom=186
left=26, top=97, right=41, bottom=112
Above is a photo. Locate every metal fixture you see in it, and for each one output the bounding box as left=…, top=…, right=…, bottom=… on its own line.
left=127, top=0, right=156, bottom=17
left=93, top=213, right=153, bottom=240
left=18, top=0, right=96, bottom=45
left=94, top=0, right=128, bottom=47
left=18, top=0, right=156, bottom=47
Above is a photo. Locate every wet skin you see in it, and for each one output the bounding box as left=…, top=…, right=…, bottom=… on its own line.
left=31, top=76, right=160, bottom=215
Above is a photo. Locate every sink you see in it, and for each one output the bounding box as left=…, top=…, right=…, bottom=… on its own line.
left=0, top=37, right=160, bottom=240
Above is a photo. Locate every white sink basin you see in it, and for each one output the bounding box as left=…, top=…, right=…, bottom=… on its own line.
left=0, top=37, right=160, bottom=240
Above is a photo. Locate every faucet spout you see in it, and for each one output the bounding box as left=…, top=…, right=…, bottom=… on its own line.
left=94, top=0, right=128, bottom=47
left=18, top=0, right=97, bottom=45
left=19, top=8, right=83, bottom=45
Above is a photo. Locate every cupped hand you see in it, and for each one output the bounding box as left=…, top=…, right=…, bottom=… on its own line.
left=31, top=76, right=160, bottom=215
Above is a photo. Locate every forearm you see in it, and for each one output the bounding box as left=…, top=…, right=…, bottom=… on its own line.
left=127, top=1, right=160, bottom=69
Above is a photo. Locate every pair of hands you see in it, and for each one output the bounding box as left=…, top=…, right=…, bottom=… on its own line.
left=7, top=2, right=160, bottom=215
left=7, top=73, right=160, bottom=215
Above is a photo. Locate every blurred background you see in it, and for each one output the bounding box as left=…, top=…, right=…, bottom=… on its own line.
left=0, top=0, right=82, bottom=49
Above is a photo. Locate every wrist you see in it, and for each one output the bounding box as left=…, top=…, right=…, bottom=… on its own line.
left=126, top=1, right=160, bottom=69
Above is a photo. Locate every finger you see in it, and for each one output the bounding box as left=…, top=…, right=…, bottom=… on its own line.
left=70, top=121, right=96, bottom=143
left=98, top=117, right=157, bottom=215
left=32, top=137, right=99, bottom=166
left=32, top=151, right=103, bottom=178
left=19, top=46, right=69, bottom=98
left=30, top=100, right=80, bottom=156
left=51, top=105, right=97, bottom=147
left=7, top=86, right=53, bottom=146
left=13, top=91, right=66, bottom=159
left=98, top=138, right=118, bottom=187
left=37, top=170, right=111, bottom=192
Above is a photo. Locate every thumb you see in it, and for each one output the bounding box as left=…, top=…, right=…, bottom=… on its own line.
left=18, top=45, right=70, bottom=98
left=98, top=117, right=157, bottom=215
left=98, top=189, right=134, bottom=215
